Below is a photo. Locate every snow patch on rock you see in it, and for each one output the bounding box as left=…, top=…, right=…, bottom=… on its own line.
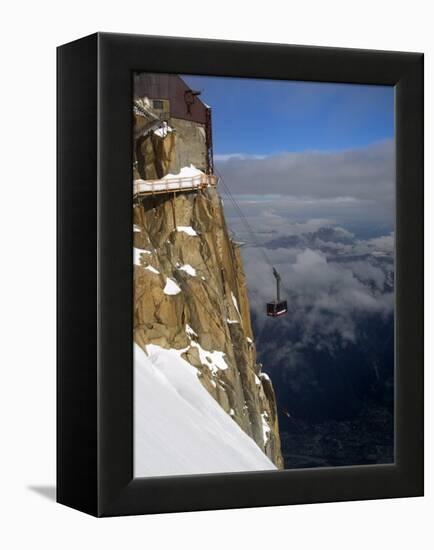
left=178, top=264, right=197, bottom=276
left=134, top=247, right=151, bottom=266
left=164, top=278, right=181, bottom=295
left=153, top=122, right=173, bottom=138
left=261, top=412, right=271, bottom=444
left=189, top=341, right=229, bottom=374
left=186, top=324, right=198, bottom=338
left=145, top=265, right=159, bottom=274
left=176, top=226, right=198, bottom=237
left=231, top=291, right=241, bottom=317
left=163, top=164, right=203, bottom=180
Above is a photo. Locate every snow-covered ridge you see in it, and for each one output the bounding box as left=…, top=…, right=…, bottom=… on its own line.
left=134, top=343, right=276, bottom=477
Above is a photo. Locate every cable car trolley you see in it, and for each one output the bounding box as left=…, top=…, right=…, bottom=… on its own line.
left=214, top=168, right=288, bottom=320
left=266, top=267, right=288, bottom=317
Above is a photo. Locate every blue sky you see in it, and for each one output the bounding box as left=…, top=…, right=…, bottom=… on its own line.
left=182, top=75, right=394, bottom=156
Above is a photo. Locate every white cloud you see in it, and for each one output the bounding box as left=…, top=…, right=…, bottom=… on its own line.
left=214, top=153, right=266, bottom=161
left=366, top=233, right=395, bottom=254
left=218, top=141, right=395, bottom=354
left=238, top=222, right=394, bottom=352
left=218, top=140, right=395, bottom=231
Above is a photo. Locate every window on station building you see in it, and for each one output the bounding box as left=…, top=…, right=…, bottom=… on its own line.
left=152, top=100, right=164, bottom=110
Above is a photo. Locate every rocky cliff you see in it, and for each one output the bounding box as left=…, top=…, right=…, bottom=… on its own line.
left=133, top=187, right=283, bottom=469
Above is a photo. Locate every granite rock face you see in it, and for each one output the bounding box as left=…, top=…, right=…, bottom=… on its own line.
left=133, top=187, right=283, bottom=468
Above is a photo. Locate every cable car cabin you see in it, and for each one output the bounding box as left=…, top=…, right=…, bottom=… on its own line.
left=266, top=267, right=288, bottom=317
left=267, top=300, right=288, bottom=317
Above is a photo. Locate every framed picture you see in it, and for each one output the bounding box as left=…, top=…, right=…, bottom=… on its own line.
left=57, top=33, right=423, bottom=517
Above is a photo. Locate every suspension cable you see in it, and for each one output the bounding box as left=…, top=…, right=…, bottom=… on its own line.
left=215, top=167, right=275, bottom=269
left=215, top=167, right=295, bottom=303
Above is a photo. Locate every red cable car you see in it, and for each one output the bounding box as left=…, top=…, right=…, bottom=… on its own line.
left=266, top=267, right=288, bottom=317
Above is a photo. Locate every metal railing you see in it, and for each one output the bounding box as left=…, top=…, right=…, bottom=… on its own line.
left=133, top=174, right=218, bottom=197
left=133, top=100, right=170, bottom=123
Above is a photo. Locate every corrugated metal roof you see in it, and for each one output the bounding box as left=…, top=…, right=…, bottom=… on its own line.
left=134, top=73, right=208, bottom=124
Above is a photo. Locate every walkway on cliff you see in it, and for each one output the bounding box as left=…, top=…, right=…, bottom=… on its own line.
left=133, top=165, right=218, bottom=198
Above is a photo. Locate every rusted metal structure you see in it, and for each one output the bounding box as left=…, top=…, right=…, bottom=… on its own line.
left=205, top=106, right=214, bottom=175
left=134, top=73, right=208, bottom=124
left=134, top=73, right=214, bottom=175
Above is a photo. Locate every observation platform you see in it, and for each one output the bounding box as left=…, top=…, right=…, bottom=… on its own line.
left=133, top=173, right=218, bottom=198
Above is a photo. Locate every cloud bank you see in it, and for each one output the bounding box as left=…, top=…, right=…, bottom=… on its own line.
left=217, top=140, right=394, bottom=200
left=218, top=140, right=395, bottom=233
left=233, top=219, right=394, bottom=357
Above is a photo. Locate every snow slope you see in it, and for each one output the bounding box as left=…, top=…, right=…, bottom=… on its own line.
left=134, top=343, right=276, bottom=477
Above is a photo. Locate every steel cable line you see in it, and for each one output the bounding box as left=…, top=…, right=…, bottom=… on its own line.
left=214, top=167, right=274, bottom=269
left=215, top=167, right=295, bottom=305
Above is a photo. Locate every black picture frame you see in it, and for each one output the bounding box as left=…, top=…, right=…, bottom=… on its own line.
left=57, top=32, right=424, bottom=517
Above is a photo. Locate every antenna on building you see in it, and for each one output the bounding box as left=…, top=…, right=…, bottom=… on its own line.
left=184, top=89, right=201, bottom=114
